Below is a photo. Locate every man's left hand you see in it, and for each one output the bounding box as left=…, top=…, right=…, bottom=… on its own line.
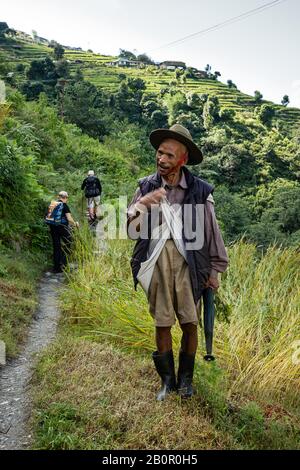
left=205, top=277, right=219, bottom=290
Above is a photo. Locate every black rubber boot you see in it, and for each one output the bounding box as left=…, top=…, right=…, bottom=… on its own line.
left=177, top=350, right=196, bottom=398
left=152, top=350, right=177, bottom=401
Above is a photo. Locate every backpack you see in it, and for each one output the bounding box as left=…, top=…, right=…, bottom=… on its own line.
left=45, top=200, right=67, bottom=225
left=85, top=176, right=100, bottom=198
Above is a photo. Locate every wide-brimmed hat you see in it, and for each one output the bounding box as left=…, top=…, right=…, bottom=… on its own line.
left=149, top=123, right=203, bottom=165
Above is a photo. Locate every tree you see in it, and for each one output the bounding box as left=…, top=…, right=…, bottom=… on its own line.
left=187, top=92, right=202, bottom=109
left=169, top=80, right=177, bottom=88
left=49, top=40, right=58, bottom=48
left=176, top=112, right=204, bottom=137
left=257, top=104, right=275, bottom=126
left=64, top=81, right=110, bottom=138
left=281, top=95, right=290, bottom=107
left=119, top=49, right=136, bottom=60
left=16, top=63, right=25, bottom=73
left=0, top=22, right=9, bottom=36
left=127, top=77, right=146, bottom=91
left=26, top=57, right=57, bottom=81
left=127, top=78, right=146, bottom=101
left=213, top=186, right=252, bottom=243
left=21, top=81, right=44, bottom=100
left=205, top=64, right=212, bottom=75
left=185, top=67, right=196, bottom=79
left=202, top=96, right=220, bottom=129
left=150, top=109, right=168, bottom=128
left=74, top=68, right=84, bottom=82
left=137, top=53, right=153, bottom=64
left=142, top=99, right=159, bottom=118
left=55, top=60, right=70, bottom=78
left=53, top=43, right=65, bottom=60
left=112, top=78, right=146, bottom=123
left=219, top=144, right=257, bottom=188
left=254, top=90, right=263, bottom=104
left=248, top=184, right=300, bottom=247
left=24, top=57, right=60, bottom=100
left=214, top=71, right=221, bottom=80
left=220, top=108, right=235, bottom=122
left=227, top=79, right=237, bottom=89
left=175, top=69, right=182, bottom=80
left=164, top=91, right=189, bottom=124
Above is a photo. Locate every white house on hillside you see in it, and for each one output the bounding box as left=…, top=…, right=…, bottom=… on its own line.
left=106, top=58, right=142, bottom=68
left=159, top=61, right=186, bottom=70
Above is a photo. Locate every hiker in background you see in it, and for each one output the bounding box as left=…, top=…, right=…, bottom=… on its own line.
left=45, top=191, right=79, bottom=273
left=127, top=124, right=228, bottom=401
left=81, top=170, right=102, bottom=222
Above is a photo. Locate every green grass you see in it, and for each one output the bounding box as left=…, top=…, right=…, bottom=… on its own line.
left=0, top=247, right=46, bottom=358
left=29, top=229, right=300, bottom=449
left=61, top=232, right=300, bottom=410
left=31, top=337, right=236, bottom=450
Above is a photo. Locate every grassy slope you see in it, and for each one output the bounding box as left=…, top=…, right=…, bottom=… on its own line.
left=29, top=234, right=300, bottom=450
left=2, top=36, right=300, bottom=130
left=0, top=249, right=46, bottom=358
left=32, top=337, right=236, bottom=450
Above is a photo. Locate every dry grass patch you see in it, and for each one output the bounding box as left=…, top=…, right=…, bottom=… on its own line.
left=31, top=336, right=236, bottom=450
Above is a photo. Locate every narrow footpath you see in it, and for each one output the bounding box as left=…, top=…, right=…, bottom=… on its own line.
left=0, top=273, right=63, bottom=450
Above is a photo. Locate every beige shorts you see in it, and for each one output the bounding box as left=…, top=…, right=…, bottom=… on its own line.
left=87, top=196, right=101, bottom=209
left=148, top=239, right=199, bottom=327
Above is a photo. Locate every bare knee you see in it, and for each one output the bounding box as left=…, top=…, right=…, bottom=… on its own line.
left=180, top=323, right=197, bottom=335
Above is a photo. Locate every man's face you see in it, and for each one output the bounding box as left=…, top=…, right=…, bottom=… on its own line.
left=156, top=139, right=188, bottom=177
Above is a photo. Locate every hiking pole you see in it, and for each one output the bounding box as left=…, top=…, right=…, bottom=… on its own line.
left=203, top=287, right=215, bottom=361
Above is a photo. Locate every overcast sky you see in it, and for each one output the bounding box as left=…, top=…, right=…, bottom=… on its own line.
left=2, top=0, right=300, bottom=107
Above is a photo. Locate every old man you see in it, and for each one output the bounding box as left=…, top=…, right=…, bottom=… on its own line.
left=127, top=124, right=228, bottom=400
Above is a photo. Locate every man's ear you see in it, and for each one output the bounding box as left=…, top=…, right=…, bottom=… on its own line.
left=180, top=151, right=188, bottom=166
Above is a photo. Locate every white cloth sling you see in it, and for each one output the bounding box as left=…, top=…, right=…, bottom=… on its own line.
left=137, top=197, right=187, bottom=295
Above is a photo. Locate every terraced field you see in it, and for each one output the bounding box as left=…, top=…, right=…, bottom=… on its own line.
left=0, top=38, right=49, bottom=66
left=1, top=35, right=300, bottom=130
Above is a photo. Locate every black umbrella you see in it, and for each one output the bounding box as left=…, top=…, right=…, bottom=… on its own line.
left=202, top=287, right=215, bottom=361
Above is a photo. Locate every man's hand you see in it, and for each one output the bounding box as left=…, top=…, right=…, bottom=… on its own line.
left=139, top=188, right=167, bottom=210
left=204, top=276, right=219, bottom=290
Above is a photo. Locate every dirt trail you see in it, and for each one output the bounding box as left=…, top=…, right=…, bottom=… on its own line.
left=0, top=273, right=63, bottom=450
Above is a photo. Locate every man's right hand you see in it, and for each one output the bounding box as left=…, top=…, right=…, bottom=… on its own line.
left=139, top=188, right=167, bottom=210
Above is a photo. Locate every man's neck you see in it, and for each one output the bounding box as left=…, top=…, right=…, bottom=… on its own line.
left=162, top=168, right=182, bottom=187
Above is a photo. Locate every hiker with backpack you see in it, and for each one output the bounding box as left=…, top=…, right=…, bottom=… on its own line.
left=45, top=191, right=79, bottom=273
left=81, top=170, right=102, bottom=222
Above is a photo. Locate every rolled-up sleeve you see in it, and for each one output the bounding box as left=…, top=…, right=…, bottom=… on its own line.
left=204, top=199, right=229, bottom=277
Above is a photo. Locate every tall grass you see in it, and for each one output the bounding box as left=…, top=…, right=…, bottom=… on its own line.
left=217, top=242, right=300, bottom=407
left=63, top=227, right=300, bottom=408
left=63, top=225, right=180, bottom=352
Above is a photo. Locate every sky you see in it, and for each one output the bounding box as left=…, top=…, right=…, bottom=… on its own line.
left=2, top=0, right=300, bottom=107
